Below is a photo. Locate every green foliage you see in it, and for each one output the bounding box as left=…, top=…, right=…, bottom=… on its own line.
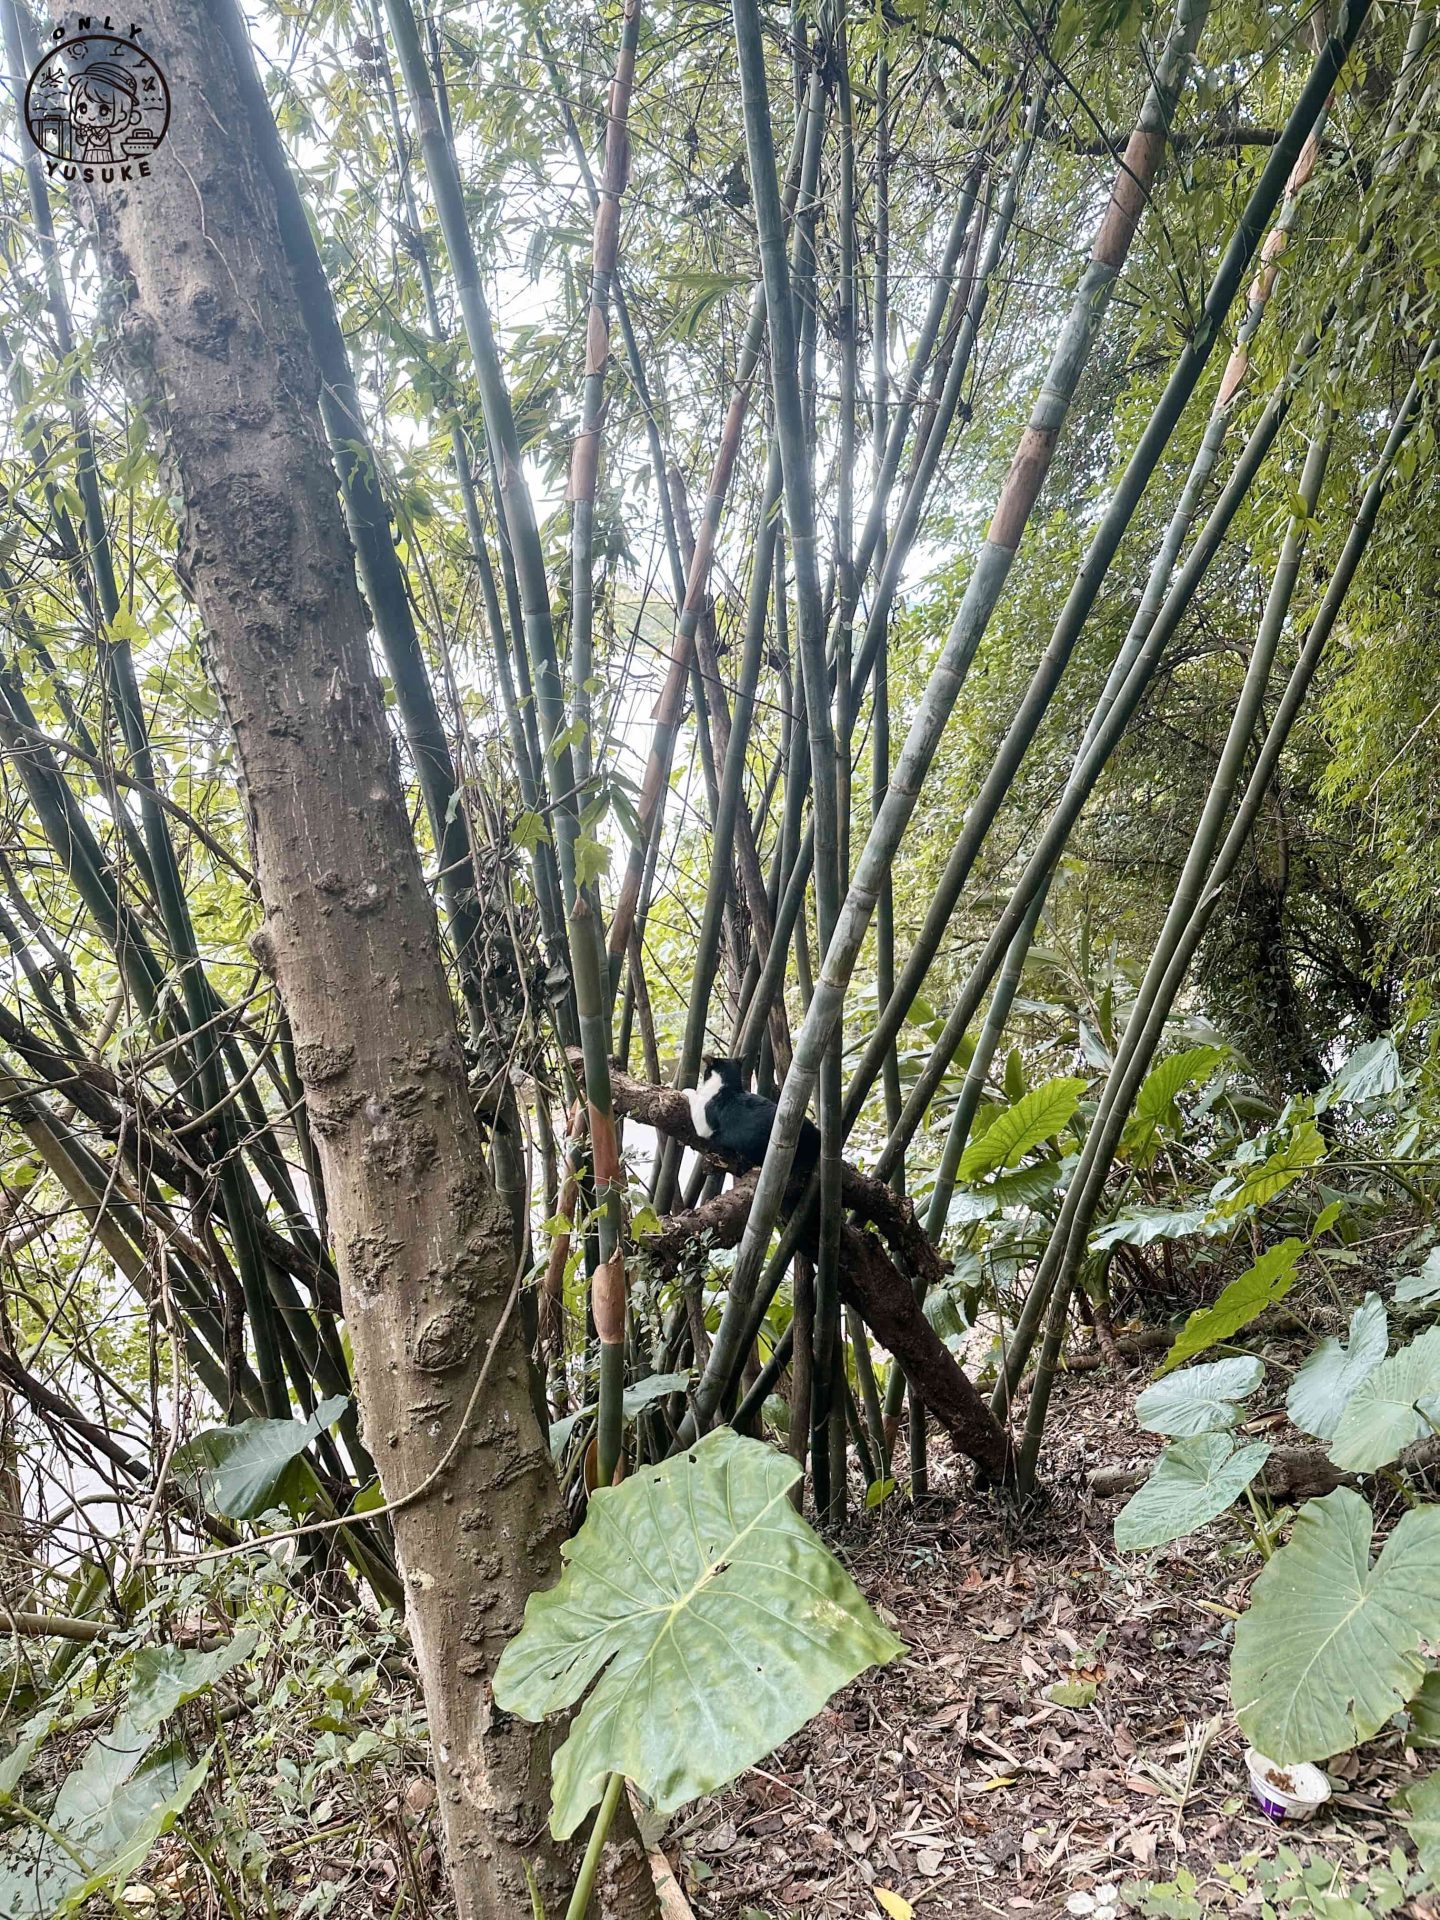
left=175, top=1395, right=348, bottom=1519
left=548, top=1371, right=691, bottom=1458
left=493, top=1427, right=903, bottom=1839
left=1135, top=1355, right=1264, bottom=1436
left=1159, top=1239, right=1303, bottom=1374
left=1286, top=1295, right=1388, bottom=1442
left=1211, top=1121, right=1326, bottom=1220
left=1329, top=1327, right=1440, bottom=1472
left=1231, top=1488, right=1440, bottom=1763
left=1121, top=1046, right=1226, bottom=1170
left=1115, top=1432, right=1272, bottom=1554
left=958, top=1076, right=1088, bottom=1182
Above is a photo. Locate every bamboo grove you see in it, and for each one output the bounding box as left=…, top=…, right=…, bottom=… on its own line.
left=0, top=0, right=1437, bottom=1773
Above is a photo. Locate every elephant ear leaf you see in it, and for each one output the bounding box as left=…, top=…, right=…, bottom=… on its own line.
left=1286, top=1293, right=1387, bottom=1441
left=1135, top=1355, right=1263, bottom=1436
left=1114, top=1433, right=1271, bottom=1553
left=1232, top=1487, right=1440, bottom=1762
left=493, top=1427, right=903, bottom=1840
left=1329, top=1326, right=1440, bottom=1471
left=173, top=1395, right=347, bottom=1519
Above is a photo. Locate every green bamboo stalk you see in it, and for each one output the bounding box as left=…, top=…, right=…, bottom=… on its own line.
left=840, top=9, right=1366, bottom=1135
left=699, top=0, right=1214, bottom=1424
left=564, top=0, right=645, bottom=1489
left=1012, top=345, right=1435, bottom=1482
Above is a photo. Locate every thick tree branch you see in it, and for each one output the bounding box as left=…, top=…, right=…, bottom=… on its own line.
left=602, top=1058, right=1011, bottom=1479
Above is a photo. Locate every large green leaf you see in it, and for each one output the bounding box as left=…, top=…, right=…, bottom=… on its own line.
left=1286, top=1295, right=1388, bottom=1442
left=1159, top=1240, right=1303, bottom=1375
left=1323, top=1036, right=1403, bottom=1108
left=0, top=1712, right=213, bottom=1918
left=1090, top=1205, right=1217, bottom=1251
left=175, top=1395, right=347, bottom=1519
left=957, top=1076, right=1087, bottom=1182
left=1121, top=1046, right=1225, bottom=1169
left=1232, top=1487, right=1440, bottom=1762
left=1210, top=1120, right=1325, bottom=1220
left=1395, top=1249, right=1440, bottom=1310
left=1397, top=1771, right=1440, bottom=1884
left=127, top=1632, right=257, bottom=1731
left=493, top=1427, right=903, bottom=1839
left=1135, top=1355, right=1264, bottom=1436
left=1115, top=1433, right=1272, bottom=1553
left=1329, top=1326, right=1440, bottom=1471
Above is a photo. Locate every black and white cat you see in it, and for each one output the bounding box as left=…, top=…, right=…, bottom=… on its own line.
left=686, top=1056, right=821, bottom=1178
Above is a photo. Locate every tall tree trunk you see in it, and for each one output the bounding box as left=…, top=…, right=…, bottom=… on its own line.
left=86, top=7, right=573, bottom=1910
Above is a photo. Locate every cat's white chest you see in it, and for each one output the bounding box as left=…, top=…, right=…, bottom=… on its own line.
left=688, top=1069, right=724, bottom=1138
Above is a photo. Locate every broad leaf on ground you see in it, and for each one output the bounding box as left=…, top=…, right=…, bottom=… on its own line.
left=0, top=1712, right=213, bottom=1919
left=1159, top=1241, right=1303, bottom=1375
left=1135, top=1355, right=1264, bottom=1436
left=1232, top=1487, right=1440, bottom=1761
left=1398, top=1771, right=1440, bottom=1884
left=1407, top=1670, right=1440, bottom=1745
left=957, top=1076, right=1087, bottom=1182
left=174, top=1395, right=347, bottom=1520
left=1329, top=1326, right=1440, bottom=1472
left=493, top=1426, right=904, bottom=1838
left=1115, top=1433, right=1272, bottom=1553
left=1286, top=1294, right=1388, bottom=1441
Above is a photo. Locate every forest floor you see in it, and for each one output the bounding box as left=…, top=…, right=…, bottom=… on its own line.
left=673, top=1358, right=1430, bottom=1920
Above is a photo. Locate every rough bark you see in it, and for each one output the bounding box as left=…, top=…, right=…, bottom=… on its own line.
left=86, top=8, right=572, bottom=1910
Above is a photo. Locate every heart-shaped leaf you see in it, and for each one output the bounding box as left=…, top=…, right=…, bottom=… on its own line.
left=0, top=1712, right=213, bottom=1918
left=1159, top=1241, right=1302, bottom=1375
left=1135, top=1355, right=1264, bottom=1436
left=494, top=1427, right=903, bottom=1838
left=1210, top=1120, right=1325, bottom=1220
left=1121, top=1046, right=1225, bottom=1169
left=1114, top=1433, right=1271, bottom=1553
left=174, top=1395, right=346, bottom=1519
left=1286, top=1294, right=1387, bottom=1442
left=1232, top=1486, right=1440, bottom=1761
left=1090, top=1205, right=1218, bottom=1252
left=1324, top=1036, right=1403, bottom=1107
left=1398, top=1770, right=1440, bottom=1882
left=1329, top=1326, right=1440, bottom=1471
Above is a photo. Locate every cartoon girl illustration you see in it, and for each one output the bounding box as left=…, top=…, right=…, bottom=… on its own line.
left=67, top=60, right=139, bottom=164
